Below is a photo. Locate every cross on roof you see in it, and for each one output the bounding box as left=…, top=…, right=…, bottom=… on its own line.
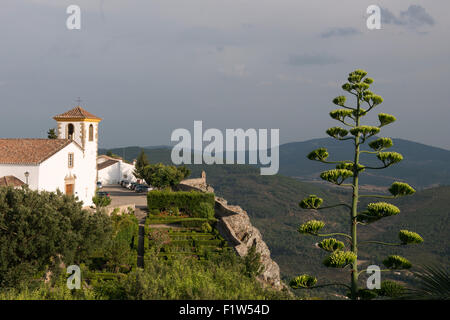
left=75, top=97, right=82, bottom=105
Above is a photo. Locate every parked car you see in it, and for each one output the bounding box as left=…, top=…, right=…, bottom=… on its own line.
left=129, top=182, right=137, bottom=190
left=122, top=180, right=131, bottom=188
left=96, top=181, right=103, bottom=189
left=96, top=191, right=110, bottom=197
left=135, top=184, right=151, bottom=193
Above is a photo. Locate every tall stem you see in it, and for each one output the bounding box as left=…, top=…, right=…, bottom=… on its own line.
left=350, top=92, right=361, bottom=299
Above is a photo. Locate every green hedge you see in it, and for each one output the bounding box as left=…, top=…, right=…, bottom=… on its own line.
left=147, top=190, right=215, bottom=218
left=86, top=272, right=127, bottom=282
left=194, top=239, right=224, bottom=247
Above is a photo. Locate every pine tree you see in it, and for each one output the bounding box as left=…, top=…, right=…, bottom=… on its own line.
left=291, top=69, right=423, bottom=300
left=47, top=128, right=57, bottom=139
left=133, top=149, right=150, bottom=180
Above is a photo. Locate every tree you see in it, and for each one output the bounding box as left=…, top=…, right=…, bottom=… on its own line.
left=140, top=163, right=190, bottom=189
left=292, top=69, right=423, bottom=300
left=0, top=186, right=112, bottom=288
left=92, top=194, right=112, bottom=210
left=133, top=150, right=149, bottom=180
left=47, top=128, right=57, bottom=139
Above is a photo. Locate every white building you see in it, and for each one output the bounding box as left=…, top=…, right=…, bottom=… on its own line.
left=97, top=155, right=137, bottom=185
left=0, top=106, right=102, bottom=206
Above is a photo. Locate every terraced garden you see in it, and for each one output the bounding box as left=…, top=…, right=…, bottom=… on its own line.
left=143, top=216, right=231, bottom=261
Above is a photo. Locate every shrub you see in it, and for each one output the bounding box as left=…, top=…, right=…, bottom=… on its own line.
left=200, top=222, right=213, bottom=233
left=197, top=202, right=215, bottom=219
left=147, top=190, right=215, bottom=218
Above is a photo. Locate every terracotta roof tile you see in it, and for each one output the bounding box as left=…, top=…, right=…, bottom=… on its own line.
left=0, top=139, right=72, bottom=165
left=0, top=175, right=25, bottom=187
left=53, top=106, right=102, bottom=121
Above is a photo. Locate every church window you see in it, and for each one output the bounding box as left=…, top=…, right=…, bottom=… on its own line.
left=68, top=123, right=74, bottom=140
left=89, top=124, right=94, bottom=141
left=68, top=153, right=74, bottom=168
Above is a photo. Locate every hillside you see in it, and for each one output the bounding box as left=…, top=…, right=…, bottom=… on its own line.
left=278, top=138, right=450, bottom=189
left=101, top=137, right=450, bottom=189
left=100, top=142, right=450, bottom=298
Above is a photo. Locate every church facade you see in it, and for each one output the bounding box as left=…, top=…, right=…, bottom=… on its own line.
left=0, top=106, right=102, bottom=206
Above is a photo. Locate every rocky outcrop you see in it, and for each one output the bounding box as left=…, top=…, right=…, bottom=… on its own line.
left=179, top=172, right=284, bottom=290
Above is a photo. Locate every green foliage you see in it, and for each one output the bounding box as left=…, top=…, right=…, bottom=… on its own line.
left=326, top=127, right=348, bottom=139
left=332, top=95, right=346, bottom=106
left=323, top=251, right=356, bottom=268
left=141, top=163, right=190, bottom=189
left=383, top=255, right=412, bottom=269
left=318, top=238, right=345, bottom=252
left=102, top=212, right=139, bottom=273
left=349, top=125, right=380, bottom=138
left=389, top=182, right=416, bottom=197
left=354, top=289, right=378, bottom=300
left=401, top=265, right=450, bottom=300
left=399, top=230, right=424, bottom=244
left=378, top=113, right=396, bottom=127
left=92, top=194, right=111, bottom=208
left=0, top=276, right=98, bottom=300
left=0, top=187, right=112, bottom=288
left=243, top=244, right=264, bottom=278
left=320, top=169, right=353, bottom=185
left=91, top=254, right=292, bottom=300
left=200, top=222, right=212, bottom=233
left=368, top=137, right=393, bottom=151
left=290, top=274, right=317, bottom=289
left=307, top=148, right=329, bottom=161
left=181, top=218, right=216, bottom=228
left=147, top=189, right=215, bottom=218
left=297, top=69, right=422, bottom=300
left=378, top=280, right=405, bottom=298
left=298, top=220, right=325, bottom=235
left=197, top=202, right=215, bottom=219
left=133, top=149, right=150, bottom=180
left=47, top=128, right=57, bottom=139
left=329, top=109, right=353, bottom=121
left=335, top=162, right=365, bottom=173
left=377, top=151, right=403, bottom=166
left=299, top=195, right=323, bottom=209
left=358, top=202, right=400, bottom=223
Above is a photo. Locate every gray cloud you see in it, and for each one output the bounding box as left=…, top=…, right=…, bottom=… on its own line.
left=320, top=27, right=360, bottom=39
left=288, top=54, right=341, bottom=66
left=400, top=5, right=435, bottom=28
left=382, top=5, right=435, bottom=29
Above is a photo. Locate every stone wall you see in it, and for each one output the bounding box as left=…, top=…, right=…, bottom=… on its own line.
left=178, top=172, right=284, bottom=291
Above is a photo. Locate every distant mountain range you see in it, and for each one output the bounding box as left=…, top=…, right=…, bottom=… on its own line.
left=100, top=137, right=450, bottom=189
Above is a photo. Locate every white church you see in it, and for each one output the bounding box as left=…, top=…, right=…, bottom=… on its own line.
left=0, top=105, right=136, bottom=207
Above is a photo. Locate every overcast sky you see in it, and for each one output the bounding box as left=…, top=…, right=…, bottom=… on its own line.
left=1, top=0, right=449, bottom=150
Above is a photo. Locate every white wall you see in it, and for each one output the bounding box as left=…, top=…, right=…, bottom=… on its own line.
left=98, top=160, right=137, bottom=185
left=0, top=164, right=39, bottom=188
left=39, top=142, right=95, bottom=206
left=98, top=162, right=121, bottom=185
left=120, top=161, right=137, bottom=183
